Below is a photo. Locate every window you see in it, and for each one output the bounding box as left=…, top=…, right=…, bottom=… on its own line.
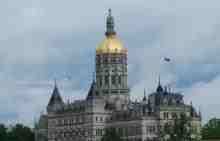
left=172, top=113, right=177, bottom=119
left=105, top=76, right=109, bottom=86
left=99, top=78, right=102, bottom=87
left=163, top=112, right=169, bottom=119
left=118, top=76, right=121, bottom=85
left=112, top=75, right=116, bottom=85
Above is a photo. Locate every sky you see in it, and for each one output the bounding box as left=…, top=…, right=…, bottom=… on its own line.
left=0, top=0, right=220, bottom=126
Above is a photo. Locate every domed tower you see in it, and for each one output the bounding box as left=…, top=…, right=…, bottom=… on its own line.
left=95, top=9, right=129, bottom=109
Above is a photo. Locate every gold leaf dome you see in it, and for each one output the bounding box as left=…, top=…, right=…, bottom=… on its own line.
left=96, top=9, right=127, bottom=55
left=96, top=35, right=127, bottom=54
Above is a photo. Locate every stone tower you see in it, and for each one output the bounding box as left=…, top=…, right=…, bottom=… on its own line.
left=95, top=9, right=129, bottom=110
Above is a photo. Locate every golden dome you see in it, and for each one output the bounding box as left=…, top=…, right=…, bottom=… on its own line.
left=96, top=35, right=127, bottom=54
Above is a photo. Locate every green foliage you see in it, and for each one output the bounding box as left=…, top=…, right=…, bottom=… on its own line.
left=202, top=118, right=220, bottom=140
left=101, top=128, right=123, bottom=141
left=160, top=113, right=199, bottom=141
left=0, top=123, right=34, bottom=141
left=0, top=124, right=8, bottom=141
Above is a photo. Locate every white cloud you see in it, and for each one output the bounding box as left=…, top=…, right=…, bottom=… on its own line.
left=184, top=75, right=220, bottom=123
left=0, top=0, right=220, bottom=126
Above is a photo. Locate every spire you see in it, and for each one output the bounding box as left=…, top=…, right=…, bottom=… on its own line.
left=86, top=81, right=96, bottom=100
left=156, top=75, right=163, bottom=92
left=47, top=80, right=64, bottom=108
left=105, top=8, right=116, bottom=36
left=143, top=88, right=147, bottom=101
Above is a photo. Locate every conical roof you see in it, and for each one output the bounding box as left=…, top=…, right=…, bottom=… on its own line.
left=156, top=76, right=163, bottom=93
left=86, top=81, right=96, bottom=100
left=47, top=82, right=63, bottom=107
left=156, top=85, right=163, bottom=93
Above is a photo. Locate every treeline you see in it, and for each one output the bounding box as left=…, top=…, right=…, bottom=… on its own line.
left=202, top=118, right=220, bottom=140
left=0, top=124, right=34, bottom=141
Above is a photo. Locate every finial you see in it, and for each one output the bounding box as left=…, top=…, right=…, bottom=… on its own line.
left=108, top=8, right=112, bottom=16
left=105, top=8, right=116, bottom=36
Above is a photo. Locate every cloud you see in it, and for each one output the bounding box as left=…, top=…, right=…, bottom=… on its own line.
left=0, top=0, right=220, bottom=126
left=184, top=75, right=220, bottom=123
left=0, top=79, right=86, bottom=125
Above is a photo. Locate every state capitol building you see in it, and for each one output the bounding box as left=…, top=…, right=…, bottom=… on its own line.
left=35, top=9, right=201, bottom=141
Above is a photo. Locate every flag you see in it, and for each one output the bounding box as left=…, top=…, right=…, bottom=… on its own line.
left=164, top=57, right=171, bottom=62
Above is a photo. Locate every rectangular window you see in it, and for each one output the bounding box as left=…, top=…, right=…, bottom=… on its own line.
left=105, top=76, right=109, bottom=86
left=118, top=76, right=121, bottom=85
left=112, top=75, right=116, bottom=85
left=99, top=78, right=102, bottom=87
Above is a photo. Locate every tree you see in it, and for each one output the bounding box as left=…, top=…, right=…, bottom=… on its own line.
left=101, top=128, right=123, bottom=141
left=8, top=124, right=34, bottom=141
left=0, top=124, right=8, bottom=141
left=202, top=118, right=220, bottom=140
left=0, top=123, right=35, bottom=141
left=160, top=113, right=199, bottom=141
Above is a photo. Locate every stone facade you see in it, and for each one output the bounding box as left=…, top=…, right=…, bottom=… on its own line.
left=35, top=9, right=201, bottom=141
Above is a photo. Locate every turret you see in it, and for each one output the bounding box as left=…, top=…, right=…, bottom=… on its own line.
left=156, top=76, right=163, bottom=93
left=86, top=80, right=97, bottom=100
left=47, top=80, right=64, bottom=114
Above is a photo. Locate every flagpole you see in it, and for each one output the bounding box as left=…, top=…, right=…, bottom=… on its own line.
left=162, top=57, right=173, bottom=93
